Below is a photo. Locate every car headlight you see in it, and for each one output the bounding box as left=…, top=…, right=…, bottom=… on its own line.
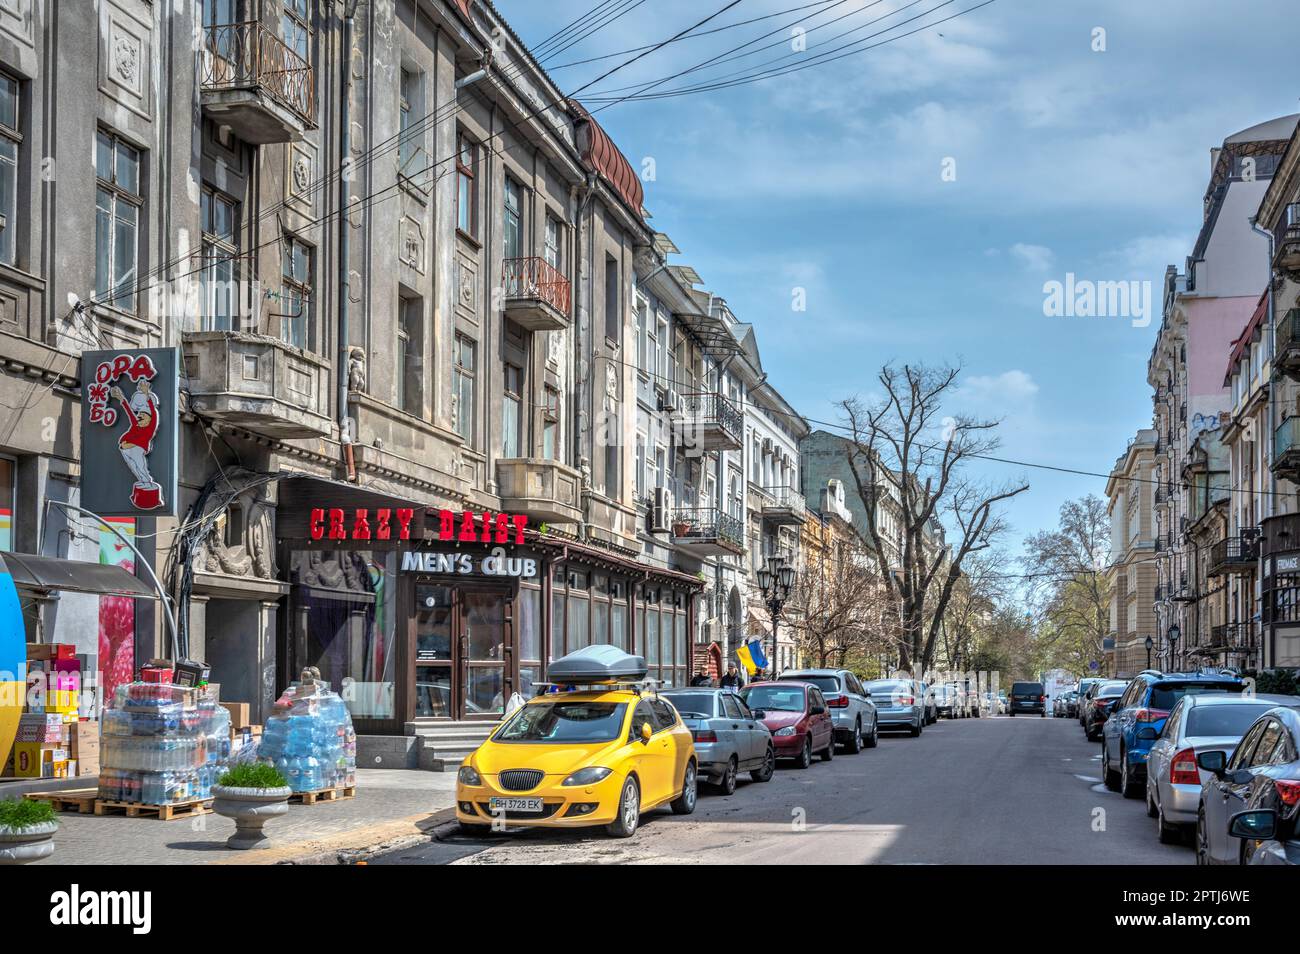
left=457, top=765, right=482, bottom=786
left=561, top=766, right=613, bottom=787
left=773, top=726, right=797, bottom=737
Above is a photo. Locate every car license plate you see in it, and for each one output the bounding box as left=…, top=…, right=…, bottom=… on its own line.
left=488, top=797, right=543, bottom=813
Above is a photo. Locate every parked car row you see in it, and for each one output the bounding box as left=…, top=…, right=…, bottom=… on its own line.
left=452, top=648, right=948, bottom=840
left=1072, top=667, right=1300, bottom=865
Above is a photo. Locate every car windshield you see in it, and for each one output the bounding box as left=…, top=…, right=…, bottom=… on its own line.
left=743, top=685, right=806, bottom=712
left=495, top=701, right=628, bottom=743
left=1012, top=683, right=1044, bottom=694
left=1185, top=704, right=1274, bottom=738
left=1150, top=682, right=1241, bottom=711
left=661, top=693, right=715, bottom=718
left=780, top=674, right=840, bottom=693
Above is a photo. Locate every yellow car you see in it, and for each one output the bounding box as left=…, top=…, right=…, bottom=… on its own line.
left=455, top=687, right=698, bottom=838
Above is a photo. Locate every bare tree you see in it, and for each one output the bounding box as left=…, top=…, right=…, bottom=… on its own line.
left=785, top=539, right=894, bottom=668
left=841, top=363, right=1029, bottom=675
left=1021, top=495, right=1113, bottom=674
left=939, top=550, right=1011, bottom=668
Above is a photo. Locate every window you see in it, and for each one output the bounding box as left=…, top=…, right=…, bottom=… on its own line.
left=634, top=295, right=649, bottom=374
left=398, top=68, right=423, bottom=177
left=503, top=363, right=522, bottom=458
left=0, top=455, right=13, bottom=551
left=398, top=296, right=424, bottom=416
left=604, top=398, right=620, bottom=498
left=0, top=72, right=19, bottom=266
left=503, top=177, right=523, bottom=261
left=95, top=130, right=141, bottom=312
left=604, top=253, right=620, bottom=342
left=655, top=316, right=668, bottom=384
left=544, top=214, right=560, bottom=271
left=635, top=432, right=646, bottom=498
left=200, top=187, right=238, bottom=331
left=645, top=310, right=659, bottom=380
left=452, top=335, right=476, bottom=441
left=282, top=0, right=310, bottom=60
left=456, top=133, right=477, bottom=237
left=279, top=234, right=313, bottom=350
left=542, top=386, right=559, bottom=459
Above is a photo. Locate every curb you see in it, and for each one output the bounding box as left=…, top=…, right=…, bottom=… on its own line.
left=206, top=807, right=459, bottom=866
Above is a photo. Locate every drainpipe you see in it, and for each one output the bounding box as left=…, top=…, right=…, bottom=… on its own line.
left=338, top=0, right=362, bottom=481
left=1250, top=215, right=1276, bottom=669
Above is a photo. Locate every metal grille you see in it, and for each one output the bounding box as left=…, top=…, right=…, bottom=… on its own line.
left=497, top=769, right=544, bottom=792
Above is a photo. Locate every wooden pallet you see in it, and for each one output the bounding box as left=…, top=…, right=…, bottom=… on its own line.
left=93, top=797, right=213, bottom=821
left=25, top=788, right=99, bottom=814
left=289, top=785, right=355, bottom=805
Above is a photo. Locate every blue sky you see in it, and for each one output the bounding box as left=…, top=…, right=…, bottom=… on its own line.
left=499, top=0, right=1298, bottom=544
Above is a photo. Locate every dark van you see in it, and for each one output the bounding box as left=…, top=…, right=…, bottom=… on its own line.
left=1009, top=681, right=1047, bottom=717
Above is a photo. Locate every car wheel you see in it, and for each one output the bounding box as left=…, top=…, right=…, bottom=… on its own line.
left=751, top=746, right=775, bottom=783
left=1103, top=742, right=1121, bottom=792
left=865, top=719, right=879, bottom=748
left=846, top=719, right=863, bottom=754
left=715, top=756, right=738, bottom=796
left=1195, top=807, right=1210, bottom=865
left=1009, top=711, right=1015, bottom=717
left=670, top=760, right=698, bottom=815
left=1120, top=748, right=1141, bottom=799
left=1157, top=804, right=1181, bottom=845
left=795, top=737, right=812, bottom=769
left=820, top=736, right=835, bottom=761
left=606, top=777, right=641, bottom=838
left=909, top=718, right=922, bottom=738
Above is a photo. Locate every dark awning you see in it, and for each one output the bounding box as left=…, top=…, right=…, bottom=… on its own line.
left=0, top=552, right=156, bottom=598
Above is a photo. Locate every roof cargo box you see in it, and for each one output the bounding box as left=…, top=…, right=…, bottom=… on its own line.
left=548, top=645, right=647, bottom=684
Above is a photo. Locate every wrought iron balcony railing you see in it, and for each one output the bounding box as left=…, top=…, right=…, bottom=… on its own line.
left=201, top=21, right=316, bottom=127
left=503, top=256, right=572, bottom=317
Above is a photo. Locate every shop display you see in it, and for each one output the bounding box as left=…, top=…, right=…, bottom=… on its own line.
left=258, top=670, right=356, bottom=793
left=97, top=681, right=230, bottom=805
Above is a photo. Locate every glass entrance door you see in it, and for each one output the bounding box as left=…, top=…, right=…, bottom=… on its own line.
left=414, top=584, right=453, bottom=718
left=460, top=591, right=509, bottom=720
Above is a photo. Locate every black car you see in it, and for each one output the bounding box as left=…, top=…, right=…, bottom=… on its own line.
left=1084, top=680, right=1128, bottom=741
left=1008, top=681, right=1047, bottom=716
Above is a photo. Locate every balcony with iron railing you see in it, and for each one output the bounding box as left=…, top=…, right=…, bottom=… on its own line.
left=1276, top=309, right=1300, bottom=380
left=669, top=506, right=745, bottom=557
left=200, top=21, right=316, bottom=144
left=679, top=392, right=743, bottom=452
left=1272, top=201, right=1300, bottom=277
left=1273, top=417, right=1300, bottom=482
left=1208, top=533, right=1260, bottom=576
left=502, top=257, right=571, bottom=331
left=759, top=485, right=806, bottom=525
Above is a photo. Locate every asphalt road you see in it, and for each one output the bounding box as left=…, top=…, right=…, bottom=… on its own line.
left=370, top=712, right=1194, bottom=865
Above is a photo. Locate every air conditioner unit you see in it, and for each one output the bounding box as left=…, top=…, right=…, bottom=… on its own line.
left=651, top=487, right=672, bottom=533
left=658, top=389, right=679, bottom=413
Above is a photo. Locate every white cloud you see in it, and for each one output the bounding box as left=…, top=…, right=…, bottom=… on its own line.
left=959, top=370, right=1040, bottom=409
left=1010, top=243, right=1054, bottom=272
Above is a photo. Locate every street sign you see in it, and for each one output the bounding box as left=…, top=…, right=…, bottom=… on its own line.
left=1088, top=661, right=1099, bottom=671
left=80, top=348, right=179, bottom=517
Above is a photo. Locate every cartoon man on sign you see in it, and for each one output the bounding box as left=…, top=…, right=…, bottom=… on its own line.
left=89, top=352, right=164, bottom=510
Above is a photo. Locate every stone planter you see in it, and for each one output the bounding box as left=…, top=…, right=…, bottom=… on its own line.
left=0, top=821, right=57, bottom=865
left=211, top=785, right=292, bottom=850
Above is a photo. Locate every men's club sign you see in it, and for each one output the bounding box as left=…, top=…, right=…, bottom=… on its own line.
left=81, top=349, right=179, bottom=518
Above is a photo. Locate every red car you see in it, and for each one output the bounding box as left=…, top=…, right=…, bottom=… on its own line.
left=741, top=681, right=835, bottom=769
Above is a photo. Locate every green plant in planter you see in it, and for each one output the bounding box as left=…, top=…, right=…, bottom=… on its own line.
left=218, top=763, right=289, bottom=789
left=0, top=798, right=57, bottom=830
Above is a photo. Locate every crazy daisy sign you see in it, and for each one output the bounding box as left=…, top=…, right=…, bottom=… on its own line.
left=81, top=348, right=179, bottom=517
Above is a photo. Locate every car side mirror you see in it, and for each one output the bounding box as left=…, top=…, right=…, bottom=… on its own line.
left=640, top=722, right=653, bottom=744
left=1197, top=750, right=1227, bottom=776
left=863, top=690, right=872, bottom=697
left=752, top=709, right=767, bottom=720
left=1229, top=809, right=1277, bottom=841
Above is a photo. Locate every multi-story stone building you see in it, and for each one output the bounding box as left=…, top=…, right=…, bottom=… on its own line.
left=0, top=0, right=740, bottom=765
left=1147, top=115, right=1295, bottom=672
left=1106, top=429, right=1159, bottom=676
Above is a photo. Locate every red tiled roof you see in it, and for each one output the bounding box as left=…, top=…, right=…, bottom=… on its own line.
left=1224, top=291, right=1268, bottom=385
left=570, top=100, right=644, bottom=218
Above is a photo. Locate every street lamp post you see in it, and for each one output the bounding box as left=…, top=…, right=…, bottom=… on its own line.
left=1167, top=624, right=1180, bottom=670
left=757, top=553, right=795, bottom=677
left=1144, top=635, right=1153, bottom=670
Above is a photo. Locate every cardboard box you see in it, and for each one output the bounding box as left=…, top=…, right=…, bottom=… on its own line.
left=172, top=659, right=211, bottom=688
left=220, top=702, right=250, bottom=730
left=12, top=742, right=58, bottom=778
left=70, top=721, right=99, bottom=757
left=16, top=713, right=64, bottom=743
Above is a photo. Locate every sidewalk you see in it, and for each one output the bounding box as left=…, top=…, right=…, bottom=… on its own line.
left=27, top=769, right=458, bottom=865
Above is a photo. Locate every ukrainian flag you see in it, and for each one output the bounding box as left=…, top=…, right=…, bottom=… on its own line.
left=747, top=638, right=769, bottom=671
left=735, top=642, right=757, bottom=676
left=0, top=555, right=25, bottom=775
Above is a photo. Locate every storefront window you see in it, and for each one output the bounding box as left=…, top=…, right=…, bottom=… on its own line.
left=290, top=549, right=397, bottom=720
left=551, top=597, right=565, bottom=661
left=518, top=586, right=541, bottom=661
left=568, top=594, right=589, bottom=648
left=464, top=592, right=506, bottom=661
left=611, top=602, right=627, bottom=650
left=0, top=456, right=13, bottom=551
left=646, top=608, right=660, bottom=667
